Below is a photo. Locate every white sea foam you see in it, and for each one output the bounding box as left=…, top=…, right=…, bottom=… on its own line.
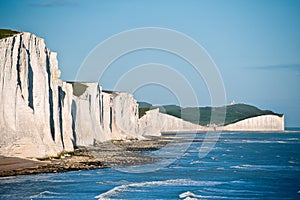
left=225, top=139, right=291, bottom=144
left=230, top=164, right=255, bottom=169
left=179, top=191, right=202, bottom=199
left=230, top=180, right=245, bottom=184
left=286, top=138, right=299, bottom=141
left=29, top=191, right=62, bottom=198
left=179, top=191, right=227, bottom=199
left=183, top=197, right=198, bottom=200
left=190, top=160, right=202, bottom=165
left=95, top=179, right=224, bottom=199
left=210, top=156, right=217, bottom=160
left=229, top=164, right=297, bottom=171
left=277, top=141, right=288, bottom=144
left=170, top=165, right=185, bottom=169
left=241, top=140, right=273, bottom=143
left=244, top=140, right=294, bottom=144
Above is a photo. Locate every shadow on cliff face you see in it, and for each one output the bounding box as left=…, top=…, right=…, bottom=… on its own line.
left=45, top=54, right=55, bottom=141
left=71, top=100, right=77, bottom=147
left=58, top=86, right=66, bottom=149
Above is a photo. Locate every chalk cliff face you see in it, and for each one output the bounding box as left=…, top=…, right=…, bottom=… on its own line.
left=221, top=115, right=284, bottom=132
left=110, top=91, right=141, bottom=139
left=70, top=84, right=142, bottom=146
left=0, top=32, right=74, bottom=158
left=70, top=82, right=107, bottom=146
left=139, top=109, right=285, bottom=133
left=139, top=109, right=205, bottom=136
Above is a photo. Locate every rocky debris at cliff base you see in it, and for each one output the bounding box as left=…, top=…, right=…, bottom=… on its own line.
left=0, top=139, right=169, bottom=177
left=88, top=139, right=169, bottom=166
left=0, top=147, right=104, bottom=177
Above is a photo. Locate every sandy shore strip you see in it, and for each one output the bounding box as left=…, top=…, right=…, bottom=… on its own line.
left=0, top=147, right=104, bottom=177
left=0, top=156, right=48, bottom=172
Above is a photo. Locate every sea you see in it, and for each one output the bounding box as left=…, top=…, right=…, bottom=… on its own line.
left=1, top=130, right=300, bottom=200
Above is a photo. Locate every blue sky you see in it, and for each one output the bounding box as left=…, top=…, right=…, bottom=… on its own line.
left=0, top=0, right=300, bottom=127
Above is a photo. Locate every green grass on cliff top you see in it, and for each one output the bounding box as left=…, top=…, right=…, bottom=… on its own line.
left=138, top=102, right=283, bottom=126
left=0, top=29, right=20, bottom=39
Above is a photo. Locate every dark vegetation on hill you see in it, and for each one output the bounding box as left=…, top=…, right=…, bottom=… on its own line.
left=0, top=29, right=20, bottom=39
left=138, top=102, right=283, bottom=126
left=138, top=102, right=153, bottom=118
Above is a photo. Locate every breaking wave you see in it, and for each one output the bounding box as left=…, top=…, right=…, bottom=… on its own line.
left=95, top=179, right=224, bottom=199
left=230, top=164, right=300, bottom=171
left=29, top=191, right=63, bottom=198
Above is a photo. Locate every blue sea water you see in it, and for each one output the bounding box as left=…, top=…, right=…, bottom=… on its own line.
left=1, top=131, right=300, bottom=199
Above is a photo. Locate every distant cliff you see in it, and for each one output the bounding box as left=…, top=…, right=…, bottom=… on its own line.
left=139, top=109, right=205, bottom=135
left=138, top=102, right=284, bottom=132
left=138, top=109, right=284, bottom=133
left=139, top=103, right=283, bottom=126
left=221, top=115, right=284, bottom=132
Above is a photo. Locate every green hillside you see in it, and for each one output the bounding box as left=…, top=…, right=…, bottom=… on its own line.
left=138, top=102, right=283, bottom=126
left=138, top=101, right=155, bottom=118
left=0, top=29, right=20, bottom=39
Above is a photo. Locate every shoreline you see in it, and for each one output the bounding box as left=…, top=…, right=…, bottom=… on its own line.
left=1, top=130, right=297, bottom=177
left=0, top=138, right=168, bottom=177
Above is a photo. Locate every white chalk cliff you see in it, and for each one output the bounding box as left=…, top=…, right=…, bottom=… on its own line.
left=0, top=32, right=143, bottom=158
left=70, top=83, right=142, bottom=146
left=0, top=32, right=74, bottom=158
left=0, top=32, right=285, bottom=159
left=139, top=109, right=205, bottom=136
left=138, top=109, right=284, bottom=133
left=221, top=115, right=284, bottom=132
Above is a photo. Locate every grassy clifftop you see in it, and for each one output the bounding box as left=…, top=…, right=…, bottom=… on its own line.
left=138, top=102, right=283, bottom=126
left=0, top=29, right=20, bottom=39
